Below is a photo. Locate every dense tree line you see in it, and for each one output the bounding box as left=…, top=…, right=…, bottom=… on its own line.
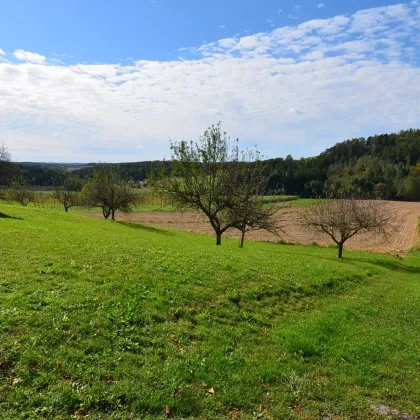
left=2, top=129, right=419, bottom=200
left=265, top=129, right=420, bottom=200
left=75, top=161, right=169, bottom=183
left=0, top=163, right=64, bottom=187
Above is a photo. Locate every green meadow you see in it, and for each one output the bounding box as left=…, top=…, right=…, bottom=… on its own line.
left=0, top=204, right=419, bottom=419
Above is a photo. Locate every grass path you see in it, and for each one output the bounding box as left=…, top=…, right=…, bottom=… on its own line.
left=0, top=204, right=419, bottom=419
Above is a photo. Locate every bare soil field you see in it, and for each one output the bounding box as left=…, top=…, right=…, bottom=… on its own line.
left=91, top=201, right=420, bottom=254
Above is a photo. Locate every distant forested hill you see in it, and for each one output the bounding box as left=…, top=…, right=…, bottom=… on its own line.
left=3, top=129, right=420, bottom=200
left=265, top=129, right=420, bottom=200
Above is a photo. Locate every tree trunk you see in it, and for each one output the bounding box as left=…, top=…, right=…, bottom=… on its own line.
left=240, top=231, right=245, bottom=248
left=216, top=232, right=222, bottom=245
left=65, top=205, right=69, bottom=213
left=338, top=243, right=344, bottom=259
left=102, top=207, right=110, bottom=219
left=111, top=209, right=115, bottom=220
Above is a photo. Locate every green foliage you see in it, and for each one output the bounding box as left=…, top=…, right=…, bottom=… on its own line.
left=53, top=175, right=83, bottom=212
left=401, top=163, right=420, bottom=201
left=154, top=123, right=279, bottom=246
left=0, top=204, right=419, bottom=418
left=82, top=165, right=136, bottom=219
left=266, top=129, right=420, bottom=199
left=7, top=175, right=35, bottom=206
left=3, top=129, right=420, bottom=202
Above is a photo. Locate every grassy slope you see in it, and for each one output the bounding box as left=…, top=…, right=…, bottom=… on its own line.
left=0, top=205, right=419, bottom=419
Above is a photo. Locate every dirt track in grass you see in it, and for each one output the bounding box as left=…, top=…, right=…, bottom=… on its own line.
left=89, top=201, right=420, bottom=254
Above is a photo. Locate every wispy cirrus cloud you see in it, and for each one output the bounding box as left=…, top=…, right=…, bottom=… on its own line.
left=1, top=2, right=420, bottom=162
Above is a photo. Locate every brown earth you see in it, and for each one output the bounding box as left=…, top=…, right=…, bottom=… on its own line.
left=89, top=201, right=420, bottom=254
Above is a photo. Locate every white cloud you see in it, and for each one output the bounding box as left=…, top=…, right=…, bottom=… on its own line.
left=0, top=49, right=5, bottom=56
left=318, top=3, right=325, bottom=8
left=2, top=2, right=420, bottom=162
left=14, top=49, right=46, bottom=64
left=49, top=57, right=64, bottom=65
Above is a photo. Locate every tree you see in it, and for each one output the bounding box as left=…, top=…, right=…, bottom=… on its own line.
left=0, top=142, right=12, bottom=191
left=402, top=163, right=420, bottom=201
left=304, top=180, right=324, bottom=198
left=300, top=199, right=395, bottom=258
left=53, top=176, right=83, bottom=212
left=82, top=165, right=136, bottom=220
left=0, top=142, right=11, bottom=163
left=226, top=149, right=286, bottom=247
left=229, top=197, right=284, bottom=248
left=8, top=175, right=35, bottom=206
left=374, top=183, right=389, bottom=199
left=153, top=123, right=272, bottom=245
left=152, top=123, right=237, bottom=245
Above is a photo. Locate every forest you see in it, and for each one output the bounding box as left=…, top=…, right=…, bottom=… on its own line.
left=2, top=128, right=420, bottom=200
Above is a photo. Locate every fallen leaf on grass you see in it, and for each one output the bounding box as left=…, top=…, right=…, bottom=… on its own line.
left=259, top=405, right=273, bottom=419
left=165, top=405, right=174, bottom=418
left=208, top=387, right=216, bottom=396
left=56, top=363, right=63, bottom=371
left=74, top=407, right=87, bottom=416
left=293, top=402, right=303, bottom=415
left=228, top=408, right=242, bottom=419
left=12, top=378, right=22, bottom=385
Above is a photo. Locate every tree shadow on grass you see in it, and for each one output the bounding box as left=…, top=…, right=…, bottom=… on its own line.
left=0, top=212, right=23, bottom=220
left=275, top=247, right=420, bottom=273
left=350, top=258, right=420, bottom=274
left=117, top=221, right=176, bottom=236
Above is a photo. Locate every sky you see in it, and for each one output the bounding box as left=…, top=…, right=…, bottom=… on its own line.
left=0, top=0, right=419, bottom=162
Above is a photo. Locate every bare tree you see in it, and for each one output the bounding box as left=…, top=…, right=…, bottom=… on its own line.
left=230, top=199, right=284, bottom=248
left=0, top=142, right=11, bottom=163
left=8, top=175, right=35, bottom=206
left=226, top=149, right=287, bottom=247
left=53, top=176, right=83, bottom=212
left=300, top=199, right=395, bottom=258
left=0, top=143, right=12, bottom=195
left=82, top=165, right=136, bottom=220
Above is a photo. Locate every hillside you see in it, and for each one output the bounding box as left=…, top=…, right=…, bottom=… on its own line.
left=265, top=129, right=420, bottom=199
left=0, top=204, right=419, bottom=419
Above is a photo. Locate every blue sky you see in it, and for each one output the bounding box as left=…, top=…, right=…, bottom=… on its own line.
left=0, top=0, right=404, bottom=63
left=0, top=0, right=419, bottom=162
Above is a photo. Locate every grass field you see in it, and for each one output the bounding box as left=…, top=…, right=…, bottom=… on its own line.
left=1, top=191, right=303, bottom=213
left=0, top=204, right=419, bottom=419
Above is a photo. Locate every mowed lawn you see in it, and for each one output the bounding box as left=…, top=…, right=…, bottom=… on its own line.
left=0, top=205, right=419, bottom=419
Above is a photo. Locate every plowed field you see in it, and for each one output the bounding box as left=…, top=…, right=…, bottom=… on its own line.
left=94, top=201, right=420, bottom=254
